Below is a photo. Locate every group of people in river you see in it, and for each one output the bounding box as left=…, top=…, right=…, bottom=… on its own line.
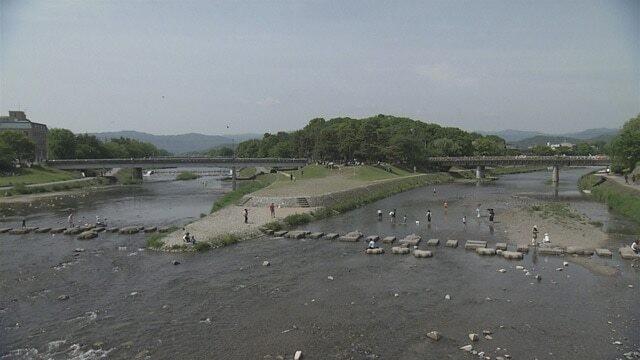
left=375, top=202, right=496, bottom=227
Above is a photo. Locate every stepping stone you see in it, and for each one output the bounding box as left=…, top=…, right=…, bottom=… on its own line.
left=538, top=247, right=565, bottom=256
left=619, top=247, right=640, bottom=260
left=34, top=227, right=52, bottom=233
left=263, top=229, right=275, bottom=236
left=157, top=227, right=171, bottom=233
left=79, top=224, right=96, bottom=232
left=413, top=249, right=433, bottom=258
left=63, top=227, right=83, bottom=235
left=365, top=235, right=380, bottom=242
left=426, top=238, right=440, bottom=246
left=308, top=232, right=324, bottom=239
left=399, top=234, right=421, bottom=246
left=119, top=226, right=141, bottom=235
left=502, top=251, right=524, bottom=260
left=566, top=246, right=594, bottom=256
left=365, top=248, right=384, bottom=255
left=10, top=227, right=37, bottom=235
left=382, top=236, right=396, bottom=244
left=496, top=242, right=507, bottom=251
left=94, top=227, right=106, bottom=233
left=464, top=240, right=487, bottom=250
left=273, top=230, right=288, bottom=237
left=324, top=233, right=339, bottom=240
left=50, top=227, right=66, bottom=234
left=516, top=244, right=530, bottom=253
left=476, top=247, right=496, bottom=256
left=286, top=231, right=306, bottom=239
left=445, top=239, right=459, bottom=248
left=106, top=227, right=120, bottom=233
left=595, top=248, right=612, bottom=257
left=0, top=228, right=12, bottom=233
left=339, top=231, right=363, bottom=242
left=77, top=230, right=98, bottom=240
left=392, top=246, right=410, bottom=254
left=143, top=227, right=158, bottom=233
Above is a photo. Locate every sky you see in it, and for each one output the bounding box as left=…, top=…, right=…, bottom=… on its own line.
left=1, top=0, right=638, bottom=135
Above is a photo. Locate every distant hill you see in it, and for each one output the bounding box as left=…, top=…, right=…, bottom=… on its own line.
left=91, top=131, right=262, bottom=154
left=480, top=128, right=619, bottom=148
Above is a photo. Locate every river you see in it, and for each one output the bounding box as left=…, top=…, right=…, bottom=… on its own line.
left=1, top=168, right=638, bottom=359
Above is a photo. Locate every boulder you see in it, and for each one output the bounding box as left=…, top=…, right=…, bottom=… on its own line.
left=324, top=233, right=339, bottom=240
left=50, top=227, right=66, bottom=234
left=308, top=232, right=324, bottom=239
left=365, top=248, right=384, bottom=255
left=143, top=226, right=158, bottom=233
left=502, top=251, right=524, bottom=260
left=399, top=234, right=421, bottom=246
left=464, top=240, right=487, bottom=250
left=516, top=243, right=530, bottom=253
left=619, top=247, right=640, bottom=260
left=119, top=226, right=141, bottom=234
left=426, top=238, right=440, bottom=246
left=595, top=248, right=612, bottom=257
left=538, top=247, right=565, bottom=256
left=77, top=231, right=98, bottom=240
left=392, top=247, right=410, bottom=254
left=460, top=345, right=473, bottom=352
left=426, top=331, right=441, bottom=341
left=273, top=230, right=288, bottom=237
left=469, top=333, right=479, bottom=341
left=339, top=231, right=363, bottom=242
left=566, top=246, right=594, bottom=256
left=413, top=250, right=433, bottom=258
left=445, top=239, right=459, bottom=248
left=34, top=227, right=52, bottom=233
left=0, top=227, right=11, bottom=233
left=365, top=235, right=380, bottom=242
left=476, top=247, right=496, bottom=256
left=382, top=236, right=396, bottom=244
left=496, top=242, right=507, bottom=251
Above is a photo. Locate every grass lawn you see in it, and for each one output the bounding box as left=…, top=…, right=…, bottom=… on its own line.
left=238, top=167, right=258, bottom=178
left=0, top=166, right=79, bottom=187
left=288, top=164, right=331, bottom=179
left=348, top=165, right=414, bottom=181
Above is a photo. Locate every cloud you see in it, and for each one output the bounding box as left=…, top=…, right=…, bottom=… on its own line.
left=256, top=97, right=281, bottom=106
left=416, top=63, right=479, bottom=88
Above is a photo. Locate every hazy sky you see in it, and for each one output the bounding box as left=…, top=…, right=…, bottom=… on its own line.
left=1, top=0, right=638, bottom=135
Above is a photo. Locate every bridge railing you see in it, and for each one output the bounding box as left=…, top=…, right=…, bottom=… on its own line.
left=427, top=155, right=610, bottom=162
left=46, top=157, right=309, bottom=166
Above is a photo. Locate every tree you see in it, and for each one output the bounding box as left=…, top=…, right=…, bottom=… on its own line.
left=609, top=114, right=640, bottom=171
left=75, top=134, right=106, bottom=159
left=0, top=130, right=35, bottom=163
left=0, top=139, right=17, bottom=172
left=530, top=145, right=556, bottom=156
left=47, top=128, right=77, bottom=159
left=472, top=135, right=506, bottom=156
left=428, top=138, right=462, bottom=156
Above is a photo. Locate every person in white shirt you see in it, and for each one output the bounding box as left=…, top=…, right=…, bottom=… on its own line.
left=632, top=239, right=640, bottom=254
left=367, top=239, right=378, bottom=249
left=377, top=209, right=382, bottom=220
left=543, top=233, right=550, bottom=243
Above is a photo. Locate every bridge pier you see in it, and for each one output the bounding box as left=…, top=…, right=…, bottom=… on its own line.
left=231, top=166, right=237, bottom=190
left=552, top=165, right=560, bottom=184
left=475, top=165, right=485, bottom=179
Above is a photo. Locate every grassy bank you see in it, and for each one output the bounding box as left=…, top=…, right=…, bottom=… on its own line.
left=262, top=172, right=453, bottom=230
left=176, top=171, right=199, bottom=181
left=1, top=177, right=110, bottom=197
left=210, top=173, right=281, bottom=213
left=0, top=166, right=79, bottom=187
left=578, top=173, right=640, bottom=224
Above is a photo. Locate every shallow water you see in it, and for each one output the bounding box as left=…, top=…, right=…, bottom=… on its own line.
left=1, top=168, right=638, bottom=359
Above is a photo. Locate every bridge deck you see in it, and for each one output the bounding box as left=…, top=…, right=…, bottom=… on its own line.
left=427, top=156, right=610, bottom=167
left=46, top=157, right=309, bottom=170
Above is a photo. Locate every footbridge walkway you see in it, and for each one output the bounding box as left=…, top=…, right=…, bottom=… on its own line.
left=427, top=156, right=611, bottom=182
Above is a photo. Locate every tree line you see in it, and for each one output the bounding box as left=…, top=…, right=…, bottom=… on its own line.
left=0, top=128, right=169, bottom=172
left=235, top=114, right=507, bottom=166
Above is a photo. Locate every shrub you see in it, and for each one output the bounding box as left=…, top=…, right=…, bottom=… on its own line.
left=146, top=234, right=165, bottom=249
left=263, top=221, right=283, bottom=231
left=209, top=233, right=240, bottom=248
left=193, top=241, right=212, bottom=252
left=283, top=213, right=313, bottom=227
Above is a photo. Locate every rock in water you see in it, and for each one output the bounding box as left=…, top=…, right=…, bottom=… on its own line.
left=57, top=294, right=69, bottom=301
left=172, top=260, right=180, bottom=265
left=468, top=333, right=479, bottom=341
left=262, top=261, right=270, bottom=266
left=426, top=331, right=441, bottom=341
left=294, top=350, right=303, bottom=360
left=460, top=345, right=473, bottom=352
left=444, top=294, right=451, bottom=300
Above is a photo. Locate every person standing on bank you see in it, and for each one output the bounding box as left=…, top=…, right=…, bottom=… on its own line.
left=269, top=203, right=275, bottom=218
left=243, top=208, right=249, bottom=224
left=426, top=210, right=432, bottom=223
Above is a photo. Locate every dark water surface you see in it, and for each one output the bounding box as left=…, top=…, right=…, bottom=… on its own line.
left=1, top=169, right=638, bottom=359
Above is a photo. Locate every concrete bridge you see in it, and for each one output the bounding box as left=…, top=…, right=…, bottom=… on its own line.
left=427, top=156, right=610, bottom=182
left=46, top=157, right=309, bottom=189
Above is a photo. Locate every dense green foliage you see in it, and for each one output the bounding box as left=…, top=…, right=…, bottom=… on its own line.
left=608, top=114, right=640, bottom=171
left=2, top=177, right=109, bottom=197
left=529, top=142, right=607, bottom=156
left=176, top=171, right=200, bottom=181
left=579, top=173, right=640, bottom=224
left=235, top=115, right=505, bottom=166
left=0, top=131, right=36, bottom=171
left=48, top=128, right=170, bottom=160
left=0, top=166, right=78, bottom=187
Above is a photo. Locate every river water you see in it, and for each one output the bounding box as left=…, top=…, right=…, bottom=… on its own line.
left=1, top=168, right=638, bottom=359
